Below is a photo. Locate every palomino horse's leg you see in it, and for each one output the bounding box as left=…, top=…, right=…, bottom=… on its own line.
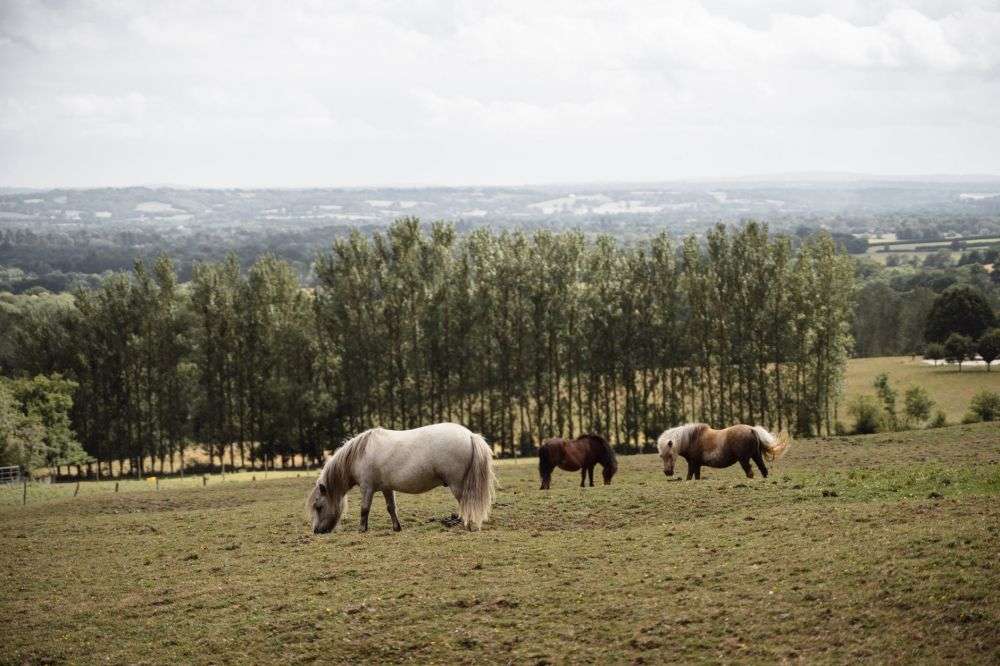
left=358, top=486, right=375, bottom=532
left=751, top=450, right=769, bottom=478
left=739, top=459, right=754, bottom=479
left=382, top=489, right=402, bottom=532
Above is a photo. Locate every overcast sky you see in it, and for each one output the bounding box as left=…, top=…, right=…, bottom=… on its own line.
left=2, top=1, right=999, bottom=188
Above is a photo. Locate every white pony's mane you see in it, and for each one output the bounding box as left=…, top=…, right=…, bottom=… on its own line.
left=320, top=428, right=381, bottom=491
left=656, top=423, right=706, bottom=453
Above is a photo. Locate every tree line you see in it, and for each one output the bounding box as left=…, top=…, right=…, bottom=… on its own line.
left=0, top=219, right=854, bottom=476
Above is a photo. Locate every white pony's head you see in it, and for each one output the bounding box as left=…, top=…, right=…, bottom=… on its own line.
left=656, top=424, right=704, bottom=477
left=307, top=479, right=346, bottom=534
left=307, top=430, right=376, bottom=534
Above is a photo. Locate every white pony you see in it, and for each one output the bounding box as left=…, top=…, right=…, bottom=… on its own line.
left=307, top=423, right=496, bottom=533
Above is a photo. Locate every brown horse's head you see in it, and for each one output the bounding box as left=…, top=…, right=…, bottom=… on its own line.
left=307, top=481, right=346, bottom=533
left=658, top=439, right=677, bottom=476
left=599, top=439, right=618, bottom=484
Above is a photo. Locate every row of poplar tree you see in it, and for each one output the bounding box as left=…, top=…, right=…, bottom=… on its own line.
left=4, top=219, right=854, bottom=476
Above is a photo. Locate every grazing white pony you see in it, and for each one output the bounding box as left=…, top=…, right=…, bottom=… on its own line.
left=307, top=423, right=496, bottom=533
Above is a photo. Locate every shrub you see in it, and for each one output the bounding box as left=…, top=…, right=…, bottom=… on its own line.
left=961, top=411, right=981, bottom=424
left=969, top=389, right=1000, bottom=422
left=903, top=386, right=934, bottom=427
left=873, top=373, right=898, bottom=430
left=927, top=411, right=947, bottom=429
left=848, top=395, right=882, bottom=434
left=923, top=342, right=945, bottom=365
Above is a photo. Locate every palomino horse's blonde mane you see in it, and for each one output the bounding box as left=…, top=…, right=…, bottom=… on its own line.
left=322, top=428, right=380, bottom=491
left=657, top=423, right=708, bottom=453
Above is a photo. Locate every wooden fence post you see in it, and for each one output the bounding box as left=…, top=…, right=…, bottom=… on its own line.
left=115, top=481, right=119, bottom=493
left=74, top=480, right=80, bottom=497
left=22, top=474, right=27, bottom=506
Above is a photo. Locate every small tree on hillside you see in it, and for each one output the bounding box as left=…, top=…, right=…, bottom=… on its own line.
left=977, top=328, right=1000, bottom=372
left=873, top=373, right=899, bottom=430
left=903, top=386, right=934, bottom=428
left=923, top=342, right=945, bottom=365
left=944, top=333, right=973, bottom=372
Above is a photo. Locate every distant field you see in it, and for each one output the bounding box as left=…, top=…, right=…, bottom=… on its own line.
left=0, top=470, right=307, bottom=508
left=1, top=424, right=998, bottom=663
left=844, top=356, right=1000, bottom=425
left=863, top=249, right=962, bottom=265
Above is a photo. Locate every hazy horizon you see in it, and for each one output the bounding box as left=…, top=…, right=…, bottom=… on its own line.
left=3, top=1, right=1000, bottom=188
left=6, top=170, right=1000, bottom=193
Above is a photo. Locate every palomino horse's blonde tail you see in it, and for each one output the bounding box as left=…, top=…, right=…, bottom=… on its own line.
left=767, top=430, right=791, bottom=461
left=459, top=434, right=497, bottom=530
left=753, top=426, right=791, bottom=461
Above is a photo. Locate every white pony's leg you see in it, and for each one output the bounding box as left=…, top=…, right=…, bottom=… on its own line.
left=382, top=489, right=401, bottom=532
left=358, top=486, right=375, bottom=532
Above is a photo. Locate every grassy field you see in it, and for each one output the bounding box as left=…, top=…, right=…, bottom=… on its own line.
left=2, top=423, right=999, bottom=664
left=844, top=356, right=1000, bottom=424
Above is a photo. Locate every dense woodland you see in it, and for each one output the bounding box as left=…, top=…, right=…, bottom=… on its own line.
left=851, top=248, right=1000, bottom=357
left=0, top=219, right=855, bottom=476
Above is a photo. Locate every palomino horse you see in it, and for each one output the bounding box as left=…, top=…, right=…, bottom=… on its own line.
left=656, top=423, right=789, bottom=480
left=307, top=423, right=496, bottom=533
left=538, top=434, right=617, bottom=489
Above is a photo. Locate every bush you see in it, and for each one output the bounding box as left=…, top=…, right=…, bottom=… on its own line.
left=923, top=342, right=945, bottom=365
left=873, top=373, right=899, bottom=430
left=961, top=411, right=981, bottom=424
left=969, top=389, right=1000, bottom=422
left=848, top=395, right=883, bottom=434
left=903, top=386, right=934, bottom=427
left=927, top=411, right=948, bottom=428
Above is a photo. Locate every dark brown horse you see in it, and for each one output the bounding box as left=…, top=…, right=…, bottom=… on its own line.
left=656, top=423, right=790, bottom=480
left=538, top=434, right=617, bottom=489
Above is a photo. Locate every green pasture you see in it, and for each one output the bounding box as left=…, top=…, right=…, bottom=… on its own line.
left=2, top=423, right=998, bottom=664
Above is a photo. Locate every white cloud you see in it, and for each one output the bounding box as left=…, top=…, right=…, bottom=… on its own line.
left=0, top=0, right=998, bottom=186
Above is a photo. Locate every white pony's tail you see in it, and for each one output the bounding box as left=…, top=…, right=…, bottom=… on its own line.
left=459, top=434, right=496, bottom=530
left=752, top=426, right=791, bottom=462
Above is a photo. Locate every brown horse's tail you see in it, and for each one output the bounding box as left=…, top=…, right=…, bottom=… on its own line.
left=753, top=426, right=791, bottom=462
